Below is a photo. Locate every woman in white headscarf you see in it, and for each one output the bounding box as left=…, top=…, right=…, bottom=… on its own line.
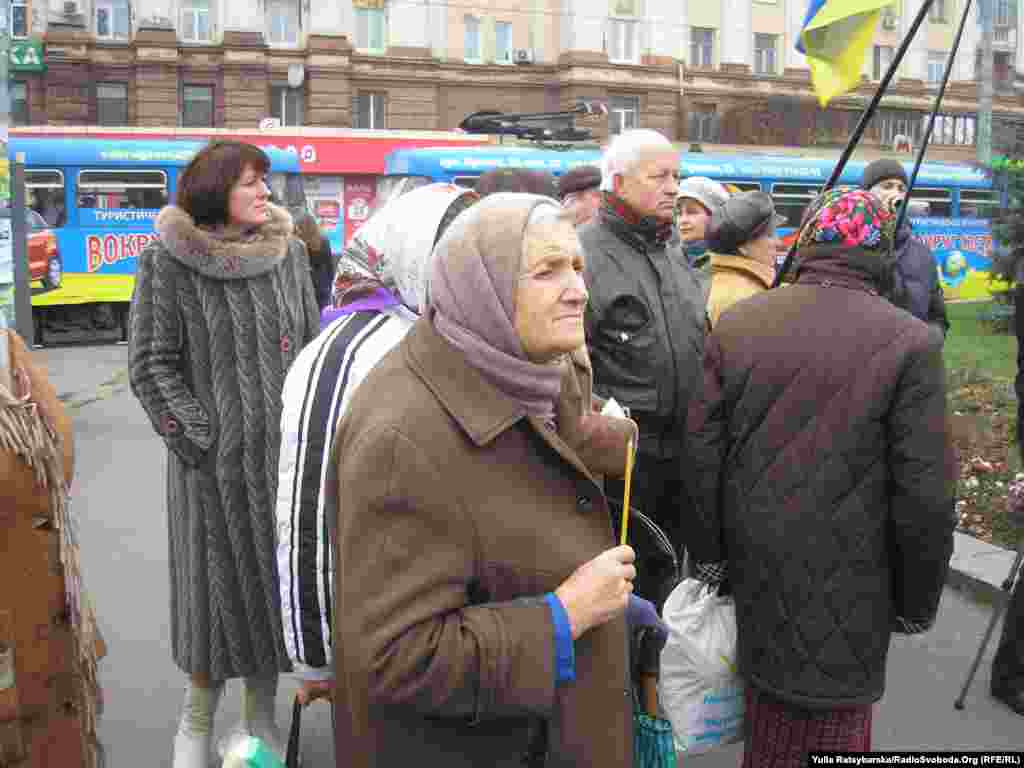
left=275, top=183, right=479, bottom=708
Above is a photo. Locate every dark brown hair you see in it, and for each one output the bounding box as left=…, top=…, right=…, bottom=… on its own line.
left=474, top=169, right=557, bottom=198
left=175, top=141, right=271, bottom=228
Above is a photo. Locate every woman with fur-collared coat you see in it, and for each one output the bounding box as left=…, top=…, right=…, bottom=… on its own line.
left=128, top=141, right=319, bottom=768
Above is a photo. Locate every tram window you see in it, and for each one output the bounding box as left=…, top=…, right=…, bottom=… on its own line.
left=960, top=189, right=998, bottom=219
left=77, top=169, right=168, bottom=210
left=453, top=176, right=479, bottom=189
left=771, top=183, right=820, bottom=229
left=26, top=169, right=66, bottom=227
left=907, top=187, right=951, bottom=217
left=722, top=181, right=762, bottom=194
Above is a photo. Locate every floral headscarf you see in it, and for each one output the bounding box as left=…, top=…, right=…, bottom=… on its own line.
left=795, top=187, right=896, bottom=254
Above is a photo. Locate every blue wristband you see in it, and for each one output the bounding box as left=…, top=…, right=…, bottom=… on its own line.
left=543, top=593, right=576, bottom=685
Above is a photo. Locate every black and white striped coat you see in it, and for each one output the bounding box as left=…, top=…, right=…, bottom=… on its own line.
left=275, top=307, right=416, bottom=679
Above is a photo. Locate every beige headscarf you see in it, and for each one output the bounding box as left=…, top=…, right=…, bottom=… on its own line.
left=429, top=193, right=567, bottom=426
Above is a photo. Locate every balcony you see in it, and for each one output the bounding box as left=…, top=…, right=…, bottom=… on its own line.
left=993, top=25, right=1015, bottom=49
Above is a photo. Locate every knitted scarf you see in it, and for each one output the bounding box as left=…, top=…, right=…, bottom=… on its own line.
left=601, top=192, right=674, bottom=247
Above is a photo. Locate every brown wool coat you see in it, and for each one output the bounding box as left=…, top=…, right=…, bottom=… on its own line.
left=332, top=317, right=636, bottom=768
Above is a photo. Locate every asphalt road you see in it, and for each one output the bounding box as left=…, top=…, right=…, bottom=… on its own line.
left=40, top=345, right=1023, bottom=767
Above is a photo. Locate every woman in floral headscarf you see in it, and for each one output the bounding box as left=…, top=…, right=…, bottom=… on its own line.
left=684, top=188, right=956, bottom=766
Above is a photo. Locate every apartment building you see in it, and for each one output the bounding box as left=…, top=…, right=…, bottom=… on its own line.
left=11, top=0, right=1024, bottom=161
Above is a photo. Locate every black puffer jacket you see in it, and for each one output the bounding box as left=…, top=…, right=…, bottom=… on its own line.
left=893, top=222, right=949, bottom=339
left=581, top=212, right=707, bottom=460
left=685, top=245, right=956, bottom=709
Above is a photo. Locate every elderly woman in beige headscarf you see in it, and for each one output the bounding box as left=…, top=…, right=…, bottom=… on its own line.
left=331, top=193, right=653, bottom=768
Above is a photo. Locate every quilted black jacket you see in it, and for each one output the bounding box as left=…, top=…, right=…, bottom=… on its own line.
left=684, top=245, right=956, bottom=709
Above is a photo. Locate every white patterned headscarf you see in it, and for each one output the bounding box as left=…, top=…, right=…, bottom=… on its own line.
left=332, top=183, right=478, bottom=312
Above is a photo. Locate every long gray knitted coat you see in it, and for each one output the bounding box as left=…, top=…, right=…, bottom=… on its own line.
left=129, top=203, right=320, bottom=680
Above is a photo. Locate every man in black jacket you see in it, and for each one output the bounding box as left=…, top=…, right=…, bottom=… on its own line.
left=862, top=159, right=949, bottom=340
left=580, top=129, right=707, bottom=578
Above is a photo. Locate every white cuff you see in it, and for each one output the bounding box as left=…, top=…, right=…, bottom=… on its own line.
left=292, top=662, right=333, bottom=682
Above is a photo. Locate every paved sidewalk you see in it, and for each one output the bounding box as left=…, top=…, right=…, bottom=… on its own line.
left=948, top=530, right=1021, bottom=601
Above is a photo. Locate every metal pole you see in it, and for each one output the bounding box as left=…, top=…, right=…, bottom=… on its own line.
left=0, top=0, right=10, bottom=331
left=954, top=545, right=1023, bottom=709
left=11, top=154, right=31, bottom=345
left=773, top=0, right=937, bottom=288
left=978, top=0, right=994, bottom=166
left=895, top=0, right=974, bottom=236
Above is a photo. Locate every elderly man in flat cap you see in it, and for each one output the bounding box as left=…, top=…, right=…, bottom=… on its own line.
left=558, top=165, right=603, bottom=227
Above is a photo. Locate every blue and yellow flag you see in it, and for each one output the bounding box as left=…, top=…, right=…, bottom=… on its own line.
left=797, top=0, right=893, bottom=107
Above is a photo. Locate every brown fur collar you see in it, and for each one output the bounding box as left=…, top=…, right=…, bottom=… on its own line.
left=154, top=202, right=294, bottom=280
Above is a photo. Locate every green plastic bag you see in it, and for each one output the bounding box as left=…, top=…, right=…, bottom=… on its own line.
left=222, top=736, right=286, bottom=768
left=634, top=709, right=679, bottom=768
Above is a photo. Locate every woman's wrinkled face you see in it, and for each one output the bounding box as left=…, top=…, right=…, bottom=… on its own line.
left=514, top=217, right=588, bottom=364
left=228, top=164, right=270, bottom=229
left=676, top=198, right=711, bottom=243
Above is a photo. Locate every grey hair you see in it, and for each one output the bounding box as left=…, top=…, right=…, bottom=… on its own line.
left=599, top=129, right=675, bottom=192
left=522, top=201, right=574, bottom=265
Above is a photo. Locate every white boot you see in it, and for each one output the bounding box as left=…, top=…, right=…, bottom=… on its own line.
left=242, top=675, right=285, bottom=760
left=172, top=680, right=224, bottom=768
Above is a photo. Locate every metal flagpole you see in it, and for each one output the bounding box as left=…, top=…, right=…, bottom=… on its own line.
left=773, top=0, right=937, bottom=288
left=893, top=0, right=974, bottom=237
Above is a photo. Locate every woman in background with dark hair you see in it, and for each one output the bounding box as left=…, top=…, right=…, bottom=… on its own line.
left=292, top=210, right=336, bottom=311
left=129, top=141, right=320, bottom=767
left=474, top=168, right=557, bottom=197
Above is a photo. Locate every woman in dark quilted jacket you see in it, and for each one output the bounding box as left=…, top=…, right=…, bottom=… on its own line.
left=685, top=188, right=956, bottom=766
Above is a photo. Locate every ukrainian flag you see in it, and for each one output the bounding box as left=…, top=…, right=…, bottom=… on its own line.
left=797, top=0, right=893, bottom=107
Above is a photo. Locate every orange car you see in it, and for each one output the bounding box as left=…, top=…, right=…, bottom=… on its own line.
left=0, top=208, right=62, bottom=291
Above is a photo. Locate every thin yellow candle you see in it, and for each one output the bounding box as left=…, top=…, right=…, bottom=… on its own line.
left=620, top=437, right=635, bottom=547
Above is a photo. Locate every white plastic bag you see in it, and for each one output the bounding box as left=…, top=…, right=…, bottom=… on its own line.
left=658, top=578, right=745, bottom=754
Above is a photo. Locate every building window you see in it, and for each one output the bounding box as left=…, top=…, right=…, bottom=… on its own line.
left=353, top=91, right=385, bottom=129
left=873, top=45, right=894, bottom=80
left=924, top=113, right=976, bottom=146
left=688, top=103, right=718, bottom=142
left=180, top=0, right=212, bottom=43
left=881, top=3, right=899, bottom=28
left=355, top=6, right=387, bottom=52
left=495, top=21, right=512, bottom=63
left=181, top=84, right=214, bottom=127
left=928, top=0, right=947, bottom=22
left=607, top=19, right=639, bottom=63
left=96, top=83, right=128, bottom=126
left=96, top=0, right=131, bottom=40
left=10, top=82, right=27, bottom=126
left=996, top=0, right=1011, bottom=26
left=270, top=85, right=303, bottom=127
left=878, top=108, right=921, bottom=146
left=690, top=27, right=714, bottom=68
left=609, top=95, right=639, bottom=135
left=267, top=0, right=300, bottom=46
left=927, top=51, right=947, bottom=84
left=754, top=33, right=777, bottom=75
left=464, top=15, right=480, bottom=61
left=11, top=0, right=27, bottom=38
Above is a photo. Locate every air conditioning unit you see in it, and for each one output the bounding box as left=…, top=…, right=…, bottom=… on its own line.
left=513, top=48, right=534, bottom=65
left=63, top=1, right=79, bottom=14
left=882, top=14, right=897, bottom=29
